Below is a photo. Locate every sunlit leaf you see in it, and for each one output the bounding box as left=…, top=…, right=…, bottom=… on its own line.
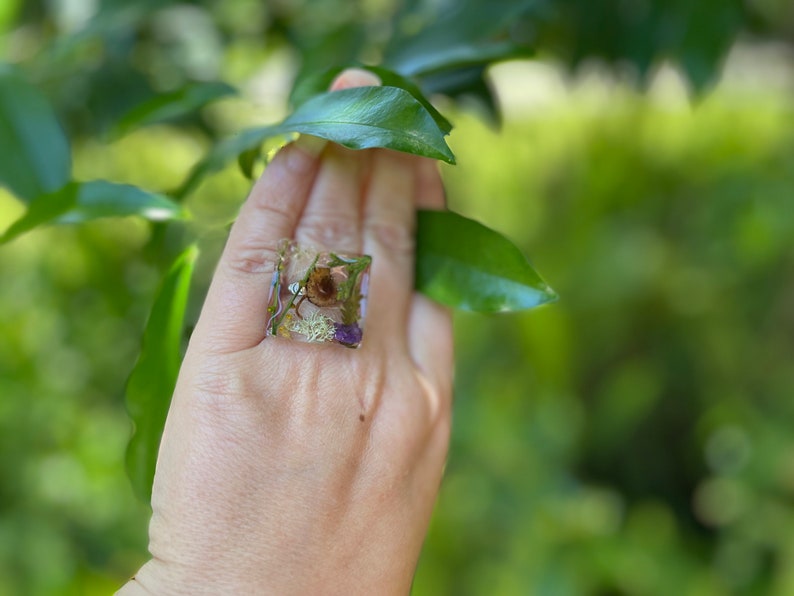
left=0, top=180, right=186, bottom=244
left=0, top=65, right=71, bottom=202
left=0, top=0, right=20, bottom=31
left=415, top=210, right=557, bottom=312
left=176, top=86, right=454, bottom=198
left=125, top=245, right=198, bottom=503
left=112, top=81, right=236, bottom=138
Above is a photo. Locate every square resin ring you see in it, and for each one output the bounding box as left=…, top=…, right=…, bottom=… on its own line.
left=265, top=240, right=371, bottom=348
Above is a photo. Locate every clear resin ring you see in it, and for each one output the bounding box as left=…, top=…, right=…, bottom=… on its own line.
left=265, top=240, right=371, bottom=348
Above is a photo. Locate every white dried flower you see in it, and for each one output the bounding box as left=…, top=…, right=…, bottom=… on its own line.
left=288, top=310, right=335, bottom=343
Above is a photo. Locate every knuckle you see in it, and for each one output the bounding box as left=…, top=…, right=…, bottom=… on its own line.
left=224, top=240, right=280, bottom=276
left=248, top=182, right=295, bottom=226
left=224, top=202, right=295, bottom=275
left=226, top=246, right=278, bottom=275
left=298, top=211, right=360, bottom=249
left=366, top=219, right=415, bottom=255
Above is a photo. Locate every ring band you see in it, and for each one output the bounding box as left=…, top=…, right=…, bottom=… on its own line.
left=265, top=240, right=371, bottom=348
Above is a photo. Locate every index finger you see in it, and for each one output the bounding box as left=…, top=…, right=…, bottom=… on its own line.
left=191, top=140, right=322, bottom=354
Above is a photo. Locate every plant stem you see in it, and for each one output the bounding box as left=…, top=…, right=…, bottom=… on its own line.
left=270, top=254, right=319, bottom=336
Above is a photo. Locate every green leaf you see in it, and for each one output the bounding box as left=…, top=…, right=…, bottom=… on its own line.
left=366, top=67, right=453, bottom=134
left=1, top=180, right=187, bottom=244
left=289, top=68, right=344, bottom=108
left=0, top=65, right=71, bottom=202
left=175, top=125, right=281, bottom=199
left=415, top=210, right=557, bottom=312
left=290, top=21, right=367, bottom=86
left=290, top=65, right=453, bottom=134
left=280, top=86, right=454, bottom=160
left=419, top=65, right=501, bottom=126
left=125, top=245, right=198, bottom=503
left=384, top=0, right=538, bottom=77
left=675, top=2, right=743, bottom=94
left=390, top=40, right=532, bottom=78
left=237, top=146, right=261, bottom=180
left=176, top=86, right=454, bottom=199
left=0, top=0, right=21, bottom=32
left=111, top=81, right=236, bottom=138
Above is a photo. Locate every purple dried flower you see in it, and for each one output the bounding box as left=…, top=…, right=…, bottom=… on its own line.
left=333, top=322, right=363, bottom=346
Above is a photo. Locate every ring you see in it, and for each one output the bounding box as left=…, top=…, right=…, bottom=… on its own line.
left=265, top=240, right=371, bottom=348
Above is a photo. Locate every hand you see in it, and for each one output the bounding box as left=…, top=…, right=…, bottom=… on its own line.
left=119, top=69, right=453, bottom=595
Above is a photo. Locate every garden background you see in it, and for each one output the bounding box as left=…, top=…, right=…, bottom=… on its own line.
left=1, top=0, right=794, bottom=594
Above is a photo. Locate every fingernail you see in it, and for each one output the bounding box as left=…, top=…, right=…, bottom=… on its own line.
left=330, top=68, right=382, bottom=91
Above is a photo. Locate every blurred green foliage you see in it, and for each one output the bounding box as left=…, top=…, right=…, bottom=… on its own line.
left=416, top=82, right=794, bottom=594
left=2, top=0, right=794, bottom=594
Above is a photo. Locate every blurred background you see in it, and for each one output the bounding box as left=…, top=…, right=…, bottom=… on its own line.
left=1, top=0, right=794, bottom=594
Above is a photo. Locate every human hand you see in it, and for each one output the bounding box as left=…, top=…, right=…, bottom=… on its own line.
left=119, top=69, right=453, bottom=595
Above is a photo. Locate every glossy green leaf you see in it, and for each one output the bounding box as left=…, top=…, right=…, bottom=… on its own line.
left=290, top=65, right=452, bottom=134
left=0, top=180, right=186, bottom=244
left=0, top=65, right=71, bottom=202
left=111, top=81, right=236, bottom=138
left=415, top=210, right=557, bottom=312
left=125, top=245, right=198, bottom=503
left=281, top=86, right=454, bottom=160
left=368, top=67, right=453, bottom=134
left=177, top=86, right=454, bottom=198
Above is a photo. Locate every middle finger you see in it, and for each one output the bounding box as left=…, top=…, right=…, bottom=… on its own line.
left=293, top=142, right=368, bottom=254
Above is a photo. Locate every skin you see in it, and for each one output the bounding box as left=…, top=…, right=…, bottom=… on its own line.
left=118, top=69, right=453, bottom=595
